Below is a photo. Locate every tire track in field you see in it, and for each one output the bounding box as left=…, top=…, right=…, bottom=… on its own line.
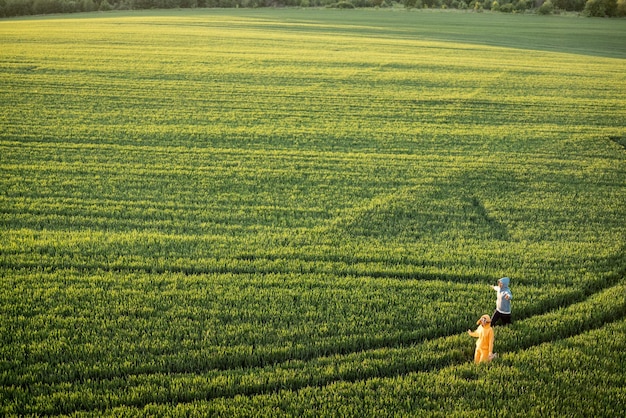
left=9, top=249, right=618, bottom=386
left=4, top=245, right=623, bottom=293
left=3, top=252, right=623, bottom=379
left=607, top=134, right=626, bottom=151
left=4, top=254, right=622, bottom=347
left=22, top=278, right=626, bottom=416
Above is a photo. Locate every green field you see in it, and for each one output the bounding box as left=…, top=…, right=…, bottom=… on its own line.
left=1, top=8, right=625, bottom=417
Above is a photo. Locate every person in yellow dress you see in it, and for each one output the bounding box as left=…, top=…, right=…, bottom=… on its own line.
left=467, top=314, right=496, bottom=363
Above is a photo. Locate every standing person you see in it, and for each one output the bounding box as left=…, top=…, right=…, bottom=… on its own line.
left=467, top=314, right=495, bottom=363
left=491, top=277, right=513, bottom=326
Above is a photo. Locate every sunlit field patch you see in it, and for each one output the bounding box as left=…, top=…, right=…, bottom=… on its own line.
left=1, top=9, right=625, bottom=416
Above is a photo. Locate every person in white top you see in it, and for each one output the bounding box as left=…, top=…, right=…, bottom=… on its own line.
left=491, top=277, right=513, bottom=326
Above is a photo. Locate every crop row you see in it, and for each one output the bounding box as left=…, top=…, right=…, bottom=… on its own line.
left=2, top=140, right=623, bottom=282
left=1, top=227, right=621, bottom=290
left=1, top=265, right=621, bottom=389
left=2, top=276, right=623, bottom=416
left=86, top=318, right=626, bottom=418
left=2, top=19, right=625, bottom=154
left=0, top=268, right=488, bottom=385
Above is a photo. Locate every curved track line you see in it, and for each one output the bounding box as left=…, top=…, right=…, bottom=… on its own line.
left=10, top=279, right=625, bottom=416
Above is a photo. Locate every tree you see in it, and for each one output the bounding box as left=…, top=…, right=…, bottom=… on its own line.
left=551, top=0, right=585, bottom=10
left=537, top=0, right=554, bottom=12
left=33, top=0, right=64, bottom=14
left=81, top=0, right=97, bottom=10
left=583, top=0, right=617, bottom=15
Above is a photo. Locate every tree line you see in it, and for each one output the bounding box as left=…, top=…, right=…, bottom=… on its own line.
left=0, top=0, right=625, bottom=21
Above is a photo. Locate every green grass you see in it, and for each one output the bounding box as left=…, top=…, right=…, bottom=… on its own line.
left=1, top=9, right=625, bottom=417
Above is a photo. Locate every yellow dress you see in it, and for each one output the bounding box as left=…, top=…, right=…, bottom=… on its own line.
left=468, top=323, right=494, bottom=363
